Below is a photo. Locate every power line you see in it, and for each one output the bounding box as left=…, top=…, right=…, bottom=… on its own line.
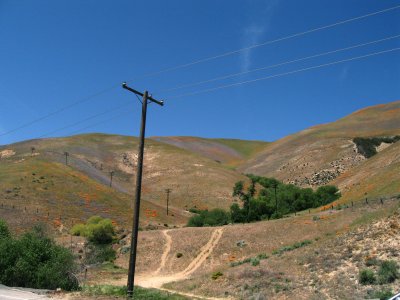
left=126, top=4, right=400, bottom=82
left=160, top=34, right=400, bottom=93
left=169, top=47, right=400, bottom=99
left=31, top=47, right=400, bottom=140
left=67, top=110, right=132, bottom=136
left=2, top=6, right=398, bottom=139
left=0, top=84, right=119, bottom=138
left=37, top=101, right=131, bottom=139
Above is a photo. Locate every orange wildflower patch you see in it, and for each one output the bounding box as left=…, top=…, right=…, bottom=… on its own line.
left=144, top=209, right=158, bottom=218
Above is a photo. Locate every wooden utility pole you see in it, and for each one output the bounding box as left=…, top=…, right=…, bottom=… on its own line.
left=165, top=188, right=171, bottom=216
left=64, top=152, right=69, bottom=165
left=122, top=82, right=164, bottom=298
left=109, top=171, right=114, bottom=187
left=273, top=182, right=278, bottom=215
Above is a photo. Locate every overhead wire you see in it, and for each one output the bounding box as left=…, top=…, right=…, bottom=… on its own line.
left=159, top=34, right=400, bottom=93
left=169, top=47, right=400, bottom=99
left=25, top=46, right=400, bottom=140
left=42, top=47, right=400, bottom=138
left=0, top=84, right=120, bottom=137
left=37, top=101, right=131, bottom=139
left=67, top=111, right=132, bottom=137
left=2, top=5, right=399, bottom=139
left=125, top=4, right=400, bottom=82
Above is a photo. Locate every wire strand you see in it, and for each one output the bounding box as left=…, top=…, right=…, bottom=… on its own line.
left=2, top=5, right=399, bottom=138
left=126, top=4, right=400, bottom=82
left=0, top=84, right=120, bottom=137
left=159, top=34, right=400, bottom=93
left=37, top=101, right=131, bottom=139
left=169, top=47, right=400, bottom=99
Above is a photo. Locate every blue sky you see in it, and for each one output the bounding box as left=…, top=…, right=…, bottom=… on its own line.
left=0, top=0, right=399, bottom=145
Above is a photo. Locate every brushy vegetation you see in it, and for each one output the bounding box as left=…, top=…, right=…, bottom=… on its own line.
left=272, top=240, right=312, bottom=256
left=359, top=269, right=376, bottom=285
left=0, top=220, right=78, bottom=290
left=82, top=285, right=188, bottom=299
left=378, top=260, right=399, bottom=284
left=187, top=208, right=230, bottom=227
left=71, top=215, right=115, bottom=244
left=366, top=288, right=394, bottom=300
left=71, top=216, right=116, bottom=264
left=359, top=260, right=399, bottom=286
left=353, top=136, right=400, bottom=158
left=230, top=253, right=269, bottom=267
left=211, top=271, right=223, bottom=280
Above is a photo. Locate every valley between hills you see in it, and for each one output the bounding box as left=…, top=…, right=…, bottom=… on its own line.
left=0, top=100, right=399, bottom=299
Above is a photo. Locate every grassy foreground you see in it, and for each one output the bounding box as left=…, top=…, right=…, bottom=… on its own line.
left=81, top=285, right=188, bottom=299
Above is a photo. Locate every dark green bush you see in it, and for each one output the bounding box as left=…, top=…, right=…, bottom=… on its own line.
left=378, top=260, right=399, bottom=284
left=367, top=288, right=394, bottom=300
left=359, top=269, right=376, bottom=285
left=0, top=220, right=78, bottom=290
left=0, top=219, right=10, bottom=239
left=353, top=136, right=400, bottom=158
left=71, top=216, right=115, bottom=244
left=85, top=244, right=116, bottom=264
left=187, top=208, right=230, bottom=227
left=211, top=271, right=223, bottom=280
left=250, top=257, right=260, bottom=266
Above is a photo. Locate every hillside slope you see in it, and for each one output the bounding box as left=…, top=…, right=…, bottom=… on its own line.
left=0, top=134, right=247, bottom=230
left=240, top=101, right=400, bottom=198
left=151, top=136, right=269, bottom=168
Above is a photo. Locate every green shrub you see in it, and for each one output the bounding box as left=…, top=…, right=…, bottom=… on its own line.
left=70, top=223, right=86, bottom=236
left=257, top=253, right=268, bottom=260
left=250, top=257, right=260, bottom=266
left=378, top=260, right=399, bottom=284
left=70, top=216, right=114, bottom=244
left=0, top=219, right=10, bottom=239
left=85, top=244, right=116, bottom=264
left=359, top=269, right=376, bottom=285
left=187, top=214, right=204, bottom=227
left=367, top=288, right=394, bottom=300
left=211, top=271, right=223, bottom=280
left=188, top=208, right=201, bottom=214
left=230, top=253, right=268, bottom=267
left=187, top=209, right=230, bottom=227
left=0, top=220, right=78, bottom=290
left=272, top=240, right=312, bottom=256
left=176, top=253, right=183, bottom=258
left=365, top=257, right=380, bottom=267
left=82, top=285, right=187, bottom=299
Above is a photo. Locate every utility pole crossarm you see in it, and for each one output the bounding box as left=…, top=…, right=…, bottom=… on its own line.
left=122, top=82, right=164, bottom=298
left=122, top=82, right=164, bottom=106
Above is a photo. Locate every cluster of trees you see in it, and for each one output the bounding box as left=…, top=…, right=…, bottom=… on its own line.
left=230, top=175, right=340, bottom=223
left=0, top=219, right=78, bottom=290
left=187, top=175, right=340, bottom=227
left=353, top=136, right=400, bottom=158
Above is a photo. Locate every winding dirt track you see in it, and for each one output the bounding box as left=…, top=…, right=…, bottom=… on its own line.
left=153, top=230, right=172, bottom=275
left=136, top=227, right=227, bottom=299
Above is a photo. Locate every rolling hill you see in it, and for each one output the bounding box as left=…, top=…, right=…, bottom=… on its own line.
left=239, top=100, right=400, bottom=201
left=0, top=134, right=248, bottom=231
left=0, top=100, right=399, bottom=234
